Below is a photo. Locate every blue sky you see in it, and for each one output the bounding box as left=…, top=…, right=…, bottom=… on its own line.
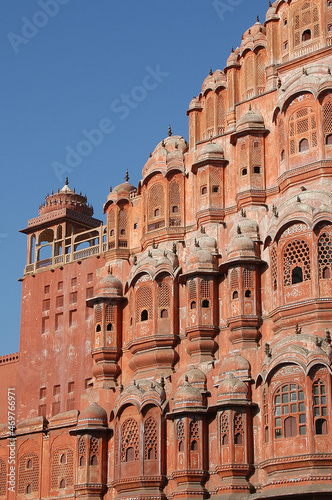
left=0, top=0, right=267, bottom=355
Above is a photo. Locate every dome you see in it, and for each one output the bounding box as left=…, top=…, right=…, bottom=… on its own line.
left=217, top=373, right=248, bottom=401
left=174, top=381, right=204, bottom=409
left=219, top=354, right=251, bottom=378
left=242, top=19, right=266, bottom=41
left=112, top=181, right=136, bottom=194
left=226, top=48, right=239, bottom=68
left=78, top=403, right=108, bottom=428
left=237, top=107, right=265, bottom=132
left=94, top=269, right=123, bottom=299
left=188, top=96, right=202, bottom=112
left=234, top=217, right=259, bottom=240
left=227, top=235, right=255, bottom=256
left=198, top=142, right=224, bottom=160
left=265, top=3, right=278, bottom=22
left=39, top=178, right=94, bottom=217
left=178, top=366, right=207, bottom=390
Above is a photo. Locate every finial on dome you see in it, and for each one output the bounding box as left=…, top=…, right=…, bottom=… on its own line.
left=249, top=104, right=252, bottom=111
left=152, top=239, right=157, bottom=249
left=161, top=139, right=165, bottom=147
left=109, top=185, right=112, bottom=192
left=257, top=15, right=259, bottom=22
left=209, top=67, right=213, bottom=75
left=168, top=125, right=172, bottom=137
left=125, top=169, right=129, bottom=182
left=149, top=152, right=152, bottom=158
left=231, top=46, right=234, bottom=52
left=241, top=208, right=246, bottom=218
left=269, top=1, right=272, bottom=7
left=237, top=225, right=242, bottom=235
left=185, top=375, right=189, bottom=382
left=160, top=376, right=165, bottom=389
left=248, top=28, right=251, bottom=34
left=65, top=177, right=69, bottom=185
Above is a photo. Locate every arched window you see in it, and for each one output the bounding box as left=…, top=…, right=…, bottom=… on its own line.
left=158, top=280, right=170, bottom=318
left=191, top=440, right=198, bottom=450
left=234, top=413, right=244, bottom=445
left=126, top=447, right=134, bottom=461
left=144, top=416, right=157, bottom=460
left=169, top=180, right=181, bottom=225
left=121, top=419, right=139, bottom=462
left=177, top=420, right=185, bottom=453
left=283, top=239, right=311, bottom=286
left=90, top=455, right=98, bottom=466
left=201, top=186, right=207, bottom=195
left=27, top=484, right=32, bottom=494
left=242, top=167, right=248, bottom=176
left=148, top=183, right=165, bottom=224
left=274, top=383, right=306, bottom=438
left=302, top=29, right=311, bottom=41
left=202, top=299, right=209, bottom=308
left=106, top=323, right=112, bottom=331
left=245, top=289, right=252, bottom=298
left=79, top=455, right=85, bottom=467
left=205, top=92, right=214, bottom=138
left=160, top=309, right=168, bottom=318
left=59, top=479, right=65, bottom=489
left=220, top=412, right=229, bottom=446
left=313, top=379, right=328, bottom=435
left=289, top=107, right=317, bottom=155
left=96, top=324, right=101, bottom=332
left=190, top=301, right=197, bottom=309
left=293, top=2, right=319, bottom=48
left=292, top=266, right=303, bottom=284
left=141, top=309, right=148, bottom=321
left=26, top=459, right=32, bottom=469
left=60, top=453, right=66, bottom=464
left=232, top=291, right=238, bottom=299
left=299, top=138, right=309, bottom=152
left=136, top=285, right=153, bottom=322
left=318, top=229, right=332, bottom=279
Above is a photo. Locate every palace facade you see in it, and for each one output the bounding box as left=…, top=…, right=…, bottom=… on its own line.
left=1, top=1, right=332, bottom=498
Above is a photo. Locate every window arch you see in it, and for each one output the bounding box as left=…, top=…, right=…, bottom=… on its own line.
left=220, top=412, right=229, bottom=446
left=216, top=89, right=226, bottom=134
left=323, top=98, right=332, bottom=144
left=158, top=280, right=170, bottom=318
left=318, top=227, right=332, bottom=279
left=136, top=285, right=153, bottom=322
left=169, top=180, right=181, bottom=226
left=293, top=1, right=320, bottom=48
left=289, top=106, right=317, bottom=155
left=234, top=413, right=244, bottom=445
left=256, top=50, right=266, bottom=94
left=144, top=416, right=158, bottom=460
left=121, top=419, right=139, bottom=462
left=177, top=419, right=185, bottom=453
left=274, top=383, right=306, bottom=438
left=313, top=379, right=328, bottom=435
left=283, top=239, right=311, bottom=286
left=205, top=92, right=214, bottom=138
left=148, top=184, right=165, bottom=222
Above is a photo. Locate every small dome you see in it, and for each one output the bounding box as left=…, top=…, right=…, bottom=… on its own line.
left=178, top=366, right=207, bottom=390
left=112, top=181, right=136, bottom=194
left=226, top=49, right=239, bottom=67
left=265, top=3, right=278, bottom=22
left=94, top=270, right=123, bottom=299
left=227, top=235, right=255, bottom=256
left=242, top=20, right=266, bottom=40
left=198, top=142, right=224, bottom=160
left=217, top=373, right=248, bottom=401
left=219, top=354, right=251, bottom=378
left=174, top=381, right=204, bottom=409
left=238, top=217, right=258, bottom=237
left=188, top=96, right=202, bottom=111
left=39, top=178, right=94, bottom=217
left=78, top=403, right=108, bottom=427
left=237, top=107, right=265, bottom=132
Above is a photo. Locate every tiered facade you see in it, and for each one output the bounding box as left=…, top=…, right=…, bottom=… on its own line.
left=1, top=1, right=332, bottom=498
